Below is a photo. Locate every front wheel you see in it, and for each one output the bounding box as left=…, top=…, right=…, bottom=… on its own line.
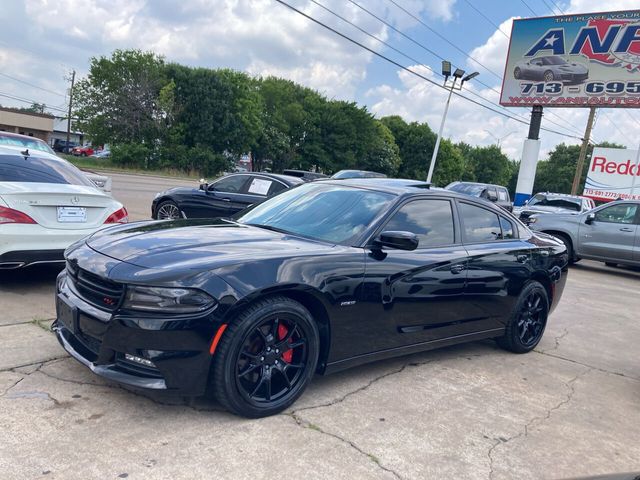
left=155, top=200, right=181, bottom=220
left=497, top=281, right=549, bottom=353
left=514, top=67, right=522, bottom=79
left=210, top=296, right=319, bottom=418
left=543, top=70, right=555, bottom=82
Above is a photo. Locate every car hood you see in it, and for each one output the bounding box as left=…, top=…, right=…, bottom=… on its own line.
left=521, top=206, right=580, bottom=215
left=85, top=219, right=338, bottom=269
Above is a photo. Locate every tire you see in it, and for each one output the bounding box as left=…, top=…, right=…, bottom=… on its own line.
left=514, top=67, right=521, bottom=79
left=605, top=262, right=617, bottom=268
left=210, top=296, right=319, bottom=418
left=155, top=200, right=181, bottom=220
left=81, top=152, right=87, bottom=157
left=543, top=70, right=555, bottom=82
left=497, top=281, right=549, bottom=353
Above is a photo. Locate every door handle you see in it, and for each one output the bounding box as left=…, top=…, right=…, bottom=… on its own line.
left=619, top=227, right=634, bottom=232
left=516, top=254, right=529, bottom=263
left=221, top=198, right=231, bottom=202
left=450, top=264, right=465, bottom=274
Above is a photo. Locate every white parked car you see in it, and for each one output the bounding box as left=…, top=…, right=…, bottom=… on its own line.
left=0, top=149, right=127, bottom=269
left=0, top=132, right=112, bottom=194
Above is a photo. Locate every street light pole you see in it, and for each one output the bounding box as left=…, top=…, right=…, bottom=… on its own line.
left=427, top=78, right=456, bottom=184
left=426, top=62, right=478, bottom=184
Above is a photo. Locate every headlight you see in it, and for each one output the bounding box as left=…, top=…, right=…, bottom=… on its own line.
left=123, top=286, right=216, bottom=313
left=527, top=217, right=537, bottom=224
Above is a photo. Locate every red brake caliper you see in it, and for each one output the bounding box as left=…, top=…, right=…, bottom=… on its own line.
left=277, top=323, right=293, bottom=363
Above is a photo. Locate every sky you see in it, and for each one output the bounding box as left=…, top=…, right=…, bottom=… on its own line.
left=1, top=0, right=639, bottom=161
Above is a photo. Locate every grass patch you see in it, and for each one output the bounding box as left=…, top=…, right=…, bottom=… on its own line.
left=31, top=318, right=54, bottom=332
left=61, top=154, right=200, bottom=180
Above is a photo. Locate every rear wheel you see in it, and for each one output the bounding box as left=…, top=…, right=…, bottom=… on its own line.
left=210, top=296, right=319, bottom=418
left=155, top=200, right=181, bottom=220
left=605, top=262, right=617, bottom=268
left=544, top=70, right=555, bottom=82
left=514, top=67, right=522, bottom=79
left=497, top=281, right=549, bottom=353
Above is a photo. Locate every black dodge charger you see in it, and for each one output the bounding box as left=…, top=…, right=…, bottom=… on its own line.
left=54, top=179, right=568, bottom=417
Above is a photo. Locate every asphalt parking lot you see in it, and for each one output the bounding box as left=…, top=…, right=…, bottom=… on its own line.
left=1, top=172, right=639, bottom=479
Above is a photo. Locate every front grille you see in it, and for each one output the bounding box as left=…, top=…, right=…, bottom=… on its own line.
left=67, top=262, right=124, bottom=311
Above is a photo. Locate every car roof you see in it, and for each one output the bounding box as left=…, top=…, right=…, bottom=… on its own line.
left=0, top=145, right=61, bottom=161
left=447, top=181, right=505, bottom=188
left=0, top=131, right=49, bottom=144
left=533, top=192, right=585, bottom=200
left=225, top=172, right=304, bottom=185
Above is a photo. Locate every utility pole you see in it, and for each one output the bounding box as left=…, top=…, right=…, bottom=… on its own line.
left=66, top=70, right=76, bottom=149
left=571, top=106, right=596, bottom=195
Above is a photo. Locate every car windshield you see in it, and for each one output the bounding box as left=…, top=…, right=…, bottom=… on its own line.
left=236, top=182, right=394, bottom=245
left=447, top=183, right=485, bottom=196
left=543, top=57, right=567, bottom=65
left=0, top=154, right=95, bottom=186
left=0, top=134, right=56, bottom=154
left=528, top=195, right=581, bottom=211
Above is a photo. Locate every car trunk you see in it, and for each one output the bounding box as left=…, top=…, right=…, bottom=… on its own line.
left=0, top=182, right=114, bottom=230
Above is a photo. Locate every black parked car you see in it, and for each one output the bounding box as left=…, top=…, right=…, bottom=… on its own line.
left=54, top=179, right=567, bottom=417
left=52, top=139, right=79, bottom=154
left=151, top=172, right=303, bottom=220
left=446, top=181, right=513, bottom=212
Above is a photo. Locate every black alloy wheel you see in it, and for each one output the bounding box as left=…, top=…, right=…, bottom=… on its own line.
left=497, top=281, right=549, bottom=353
left=156, top=200, right=181, bottom=220
left=210, top=296, right=319, bottom=418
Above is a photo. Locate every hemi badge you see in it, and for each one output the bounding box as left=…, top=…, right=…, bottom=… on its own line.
left=340, top=300, right=356, bottom=307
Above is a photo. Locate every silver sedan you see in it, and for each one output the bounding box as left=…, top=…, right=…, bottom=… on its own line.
left=528, top=200, right=640, bottom=267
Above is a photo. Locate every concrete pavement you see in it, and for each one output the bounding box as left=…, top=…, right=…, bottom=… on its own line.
left=0, top=172, right=638, bottom=479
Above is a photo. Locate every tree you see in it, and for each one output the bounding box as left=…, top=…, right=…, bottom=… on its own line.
left=73, top=50, right=168, bottom=147
left=466, top=145, right=514, bottom=186
left=381, top=116, right=436, bottom=180
left=533, top=141, right=625, bottom=194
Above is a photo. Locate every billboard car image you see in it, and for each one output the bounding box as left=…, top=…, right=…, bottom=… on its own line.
left=500, top=10, right=640, bottom=107
left=583, top=147, right=640, bottom=201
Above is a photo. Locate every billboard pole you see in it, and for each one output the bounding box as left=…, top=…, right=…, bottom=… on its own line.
left=514, top=106, right=543, bottom=207
left=571, top=106, right=596, bottom=196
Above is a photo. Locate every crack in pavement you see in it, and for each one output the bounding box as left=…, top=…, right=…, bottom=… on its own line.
left=538, top=328, right=569, bottom=353
left=0, top=377, right=25, bottom=397
left=534, top=350, right=640, bottom=382
left=486, top=367, right=592, bottom=480
left=286, top=411, right=404, bottom=480
left=0, top=356, right=69, bottom=373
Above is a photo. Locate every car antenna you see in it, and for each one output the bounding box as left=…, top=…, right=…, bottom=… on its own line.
left=20, top=148, right=30, bottom=158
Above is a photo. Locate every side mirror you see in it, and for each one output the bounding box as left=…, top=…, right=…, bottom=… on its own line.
left=375, top=231, right=419, bottom=251
left=486, top=190, right=498, bottom=202
left=585, top=213, right=595, bottom=225
left=199, top=178, right=209, bottom=191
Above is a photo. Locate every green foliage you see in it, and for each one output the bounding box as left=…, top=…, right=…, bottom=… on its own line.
left=73, top=50, right=168, bottom=147
left=533, top=141, right=625, bottom=194
left=466, top=145, right=515, bottom=186
left=111, top=143, right=152, bottom=169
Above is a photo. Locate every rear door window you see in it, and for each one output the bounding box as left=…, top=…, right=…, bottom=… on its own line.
left=458, top=202, right=503, bottom=242
left=247, top=177, right=274, bottom=196
left=0, top=155, right=93, bottom=186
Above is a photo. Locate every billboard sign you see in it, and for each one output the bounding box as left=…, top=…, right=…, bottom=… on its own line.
left=584, top=147, right=640, bottom=201
left=500, top=10, right=640, bottom=107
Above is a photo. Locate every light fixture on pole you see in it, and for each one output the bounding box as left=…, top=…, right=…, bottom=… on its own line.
left=484, top=129, right=517, bottom=148
left=426, top=62, right=479, bottom=184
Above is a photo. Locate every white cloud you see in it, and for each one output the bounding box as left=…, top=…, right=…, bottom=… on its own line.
left=468, top=17, right=516, bottom=80
left=565, top=0, right=640, bottom=13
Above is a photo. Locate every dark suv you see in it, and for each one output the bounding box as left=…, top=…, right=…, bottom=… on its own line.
left=445, top=182, right=513, bottom=212
left=52, top=139, right=78, bottom=154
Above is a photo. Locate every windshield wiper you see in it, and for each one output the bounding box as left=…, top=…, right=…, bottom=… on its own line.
left=245, top=223, right=294, bottom=235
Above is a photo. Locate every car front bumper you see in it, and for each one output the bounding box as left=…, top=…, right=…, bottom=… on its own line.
left=53, top=271, right=221, bottom=396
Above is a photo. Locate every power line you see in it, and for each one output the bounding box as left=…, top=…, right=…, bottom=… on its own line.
left=0, top=91, right=68, bottom=114
left=273, top=0, right=583, bottom=140
left=540, top=0, right=561, bottom=15
left=462, top=0, right=510, bottom=39
left=547, top=0, right=566, bottom=14
left=309, top=0, right=534, bottom=127
left=351, top=0, right=587, bottom=138
left=0, top=72, right=65, bottom=98
left=520, top=0, right=538, bottom=16
left=385, top=0, right=504, bottom=81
